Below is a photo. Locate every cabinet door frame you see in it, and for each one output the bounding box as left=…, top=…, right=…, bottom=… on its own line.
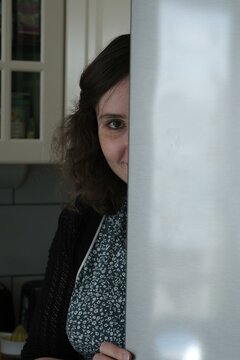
left=65, top=0, right=88, bottom=114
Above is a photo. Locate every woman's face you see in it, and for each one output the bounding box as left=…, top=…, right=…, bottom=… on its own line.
left=97, top=77, right=129, bottom=183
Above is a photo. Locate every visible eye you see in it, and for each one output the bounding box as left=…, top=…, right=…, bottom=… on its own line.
left=107, top=119, right=124, bottom=130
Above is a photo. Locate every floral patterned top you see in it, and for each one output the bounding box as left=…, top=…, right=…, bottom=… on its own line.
left=66, top=201, right=127, bottom=360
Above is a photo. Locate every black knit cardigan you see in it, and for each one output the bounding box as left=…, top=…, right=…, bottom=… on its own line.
left=21, top=202, right=102, bottom=360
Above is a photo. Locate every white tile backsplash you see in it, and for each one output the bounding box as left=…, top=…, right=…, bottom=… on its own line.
left=0, top=189, right=13, bottom=204
left=14, top=165, right=72, bottom=204
left=0, top=164, right=70, bottom=322
left=0, top=165, right=70, bottom=276
left=0, top=204, right=62, bottom=275
left=0, top=165, right=27, bottom=189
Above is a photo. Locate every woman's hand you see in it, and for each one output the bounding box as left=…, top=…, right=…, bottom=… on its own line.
left=93, top=342, right=133, bottom=359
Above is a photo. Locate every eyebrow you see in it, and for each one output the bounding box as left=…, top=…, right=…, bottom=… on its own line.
left=98, top=113, right=127, bottom=122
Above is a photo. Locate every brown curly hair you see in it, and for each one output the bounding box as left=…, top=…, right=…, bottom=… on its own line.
left=55, top=34, right=130, bottom=215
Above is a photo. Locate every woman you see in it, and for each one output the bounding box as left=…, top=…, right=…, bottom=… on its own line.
left=21, top=34, right=133, bottom=360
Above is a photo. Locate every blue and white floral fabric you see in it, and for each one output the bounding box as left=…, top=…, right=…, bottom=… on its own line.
left=66, top=201, right=127, bottom=360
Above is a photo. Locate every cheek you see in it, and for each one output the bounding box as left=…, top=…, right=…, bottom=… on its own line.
left=98, top=134, right=115, bottom=162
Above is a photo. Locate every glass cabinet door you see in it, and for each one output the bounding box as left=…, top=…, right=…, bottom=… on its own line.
left=12, top=0, right=41, bottom=61
left=11, top=0, right=41, bottom=140
left=11, top=71, right=40, bottom=139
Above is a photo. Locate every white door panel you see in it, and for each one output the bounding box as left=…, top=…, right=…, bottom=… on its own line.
left=126, top=1, right=240, bottom=359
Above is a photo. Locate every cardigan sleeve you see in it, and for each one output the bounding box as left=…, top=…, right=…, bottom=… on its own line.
left=21, top=207, right=84, bottom=360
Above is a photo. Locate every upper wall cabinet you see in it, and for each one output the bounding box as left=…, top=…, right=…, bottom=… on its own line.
left=0, top=0, right=130, bottom=163
left=65, top=0, right=131, bottom=112
left=87, top=0, right=131, bottom=63
left=0, top=0, right=64, bottom=163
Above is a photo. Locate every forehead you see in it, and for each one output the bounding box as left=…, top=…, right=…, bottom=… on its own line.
left=97, top=77, right=129, bottom=116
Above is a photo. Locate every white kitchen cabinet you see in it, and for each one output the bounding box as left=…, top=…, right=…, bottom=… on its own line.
left=0, top=0, right=130, bottom=163
left=87, top=0, right=131, bottom=63
left=65, top=0, right=131, bottom=112
left=0, top=0, right=64, bottom=163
